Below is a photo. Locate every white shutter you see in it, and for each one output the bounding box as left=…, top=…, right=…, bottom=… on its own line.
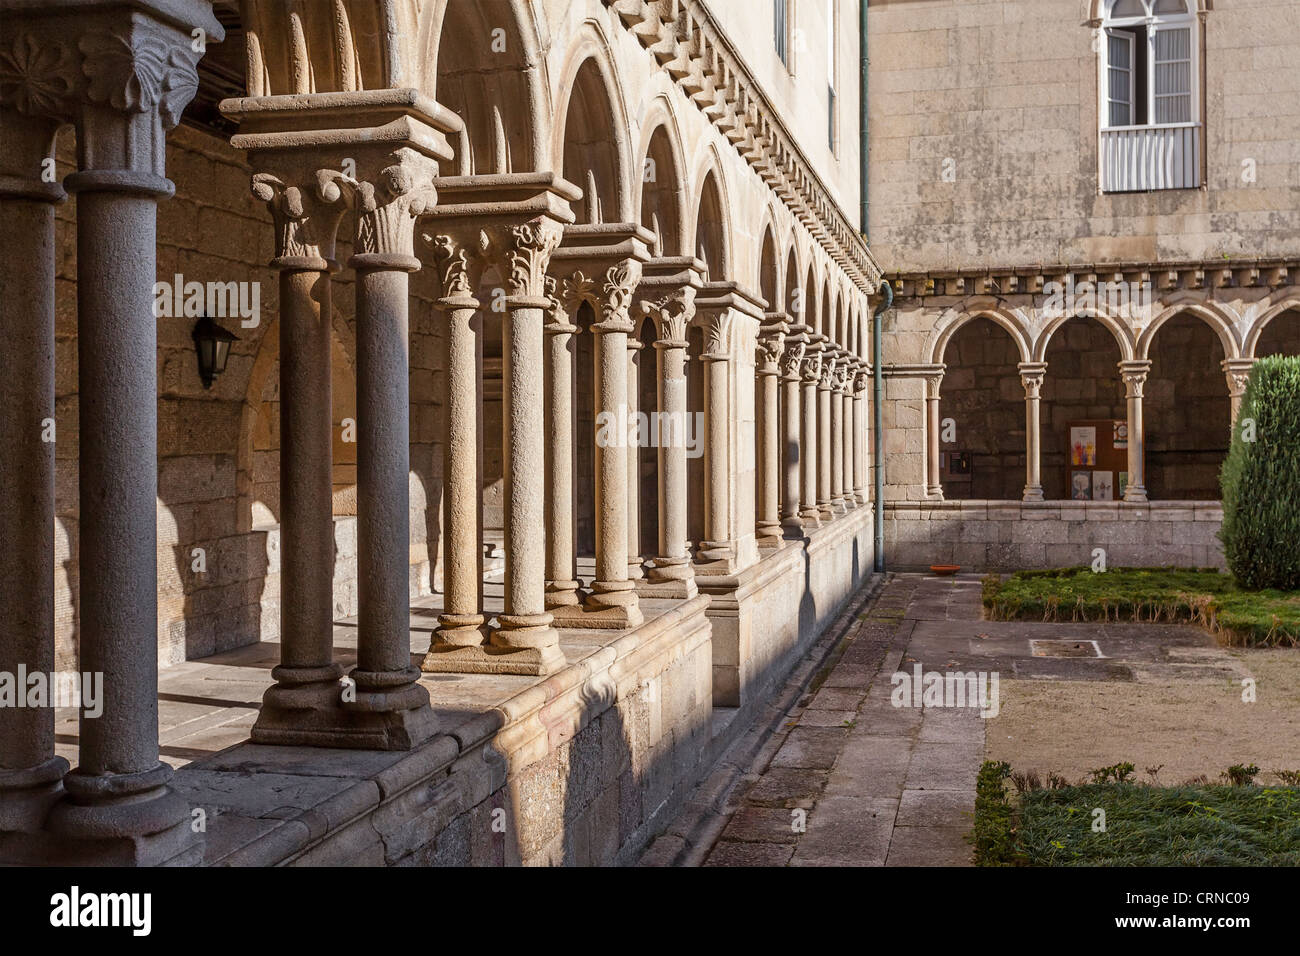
left=1153, top=25, right=1193, bottom=124
left=1106, top=31, right=1134, bottom=128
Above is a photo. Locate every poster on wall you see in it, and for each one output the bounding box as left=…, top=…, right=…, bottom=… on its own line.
left=1112, top=420, right=1128, bottom=450
left=1093, top=471, right=1114, bottom=501
left=1071, top=470, right=1092, bottom=500
left=1071, top=426, right=1097, bottom=466
left=1119, top=472, right=1128, bottom=498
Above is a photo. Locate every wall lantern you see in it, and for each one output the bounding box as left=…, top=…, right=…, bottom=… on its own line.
left=191, top=316, right=238, bottom=390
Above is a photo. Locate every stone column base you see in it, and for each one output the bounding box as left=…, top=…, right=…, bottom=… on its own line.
left=0, top=757, right=68, bottom=834
left=420, top=639, right=565, bottom=676
left=252, top=679, right=436, bottom=750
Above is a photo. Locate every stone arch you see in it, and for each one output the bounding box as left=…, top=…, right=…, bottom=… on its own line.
left=692, top=155, right=731, bottom=280
left=428, top=0, right=547, bottom=175
left=1137, top=299, right=1241, bottom=361
left=929, top=304, right=1032, bottom=365
left=803, top=259, right=819, bottom=335
left=1244, top=295, right=1300, bottom=357
left=635, top=97, right=690, bottom=257
left=758, top=218, right=780, bottom=311
left=819, top=273, right=832, bottom=341
left=784, top=244, right=804, bottom=321
left=1033, top=309, right=1135, bottom=362
left=1088, top=0, right=1209, bottom=21
left=553, top=33, right=634, bottom=224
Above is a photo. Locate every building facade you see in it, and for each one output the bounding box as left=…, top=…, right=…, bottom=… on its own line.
left=869, top=0, right=1300, bottom=570
left=0, top=0, right=880, bottom=865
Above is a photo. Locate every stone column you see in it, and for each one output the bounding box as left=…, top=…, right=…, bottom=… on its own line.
left=925, top=369, right=945, bottom=499
left=755, top=329, right=785, bottom=544
left=642, top=288, right=698, bottom=597
left=830, top=361, right=847, bottom=514
left=817, top=352, right=836, bottom=517
left=1018, top=362, right=1047, bottom=503
left=627, top=334, right=646, bottom=581
left=492, top=220, right=566, bottom=671
left=779, top=338, right=807, bottom=534
left=422, top=230, right=489, bottom=670
left=0, top=112, right=68, bottom=832
left=585, top=260, right=644, bottom=626
left=41, top=9, right=216, bottom=863
left=343, top=151, right=437, bottom=747
left=1223, top=358, right=1256, bottom=427
left=1120, top=360, right=1151, bottom=503
left=249, top=170, right=348, bottom=743
left=697, top=308, right=736, bottom=572
left=853, top=366, right=870, bottom=505
left=542, top=276, right=583, bottom=615
left=799, top=349, right=823, bottom=526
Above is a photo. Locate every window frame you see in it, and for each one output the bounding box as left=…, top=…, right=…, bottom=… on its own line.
left=1097, top=0, right=1199, bottom=133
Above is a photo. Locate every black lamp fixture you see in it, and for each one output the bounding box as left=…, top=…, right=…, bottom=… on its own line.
left=191, top=315, right=238, bottom=389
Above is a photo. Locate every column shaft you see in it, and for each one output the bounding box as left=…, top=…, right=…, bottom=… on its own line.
left=757, top=364, right=782, bottom=539
left=543, top=307, right=581, bottom=610
left=1019, top=363, right=1046, bottom=502
left=800, top=356, right=821, bottom=525
left=1121, top=361, right=1150, bottom=503
left=780, top=348, right=804, bottom=532
left=626, top=338, right=645, bottom=580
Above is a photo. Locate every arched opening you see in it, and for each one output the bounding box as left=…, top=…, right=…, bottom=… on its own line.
left=562, top=58, right=622, bottom=224
left=1041, top=318, right=1127, bottom=501
left=784, top=248, right=800, bottom=320
left=1144, top=314, right=1230, bottom=500
left=433, top=0, right=540, bottom=174
left=694, top=170, right=728, bottom=280
left=759, top=224, right=779, bottom=311
left=640, top=124, right=684, bottom=257
left=1254, top=308, right=1300, bottom=357
left=937, top=319, right=1026, bottom=500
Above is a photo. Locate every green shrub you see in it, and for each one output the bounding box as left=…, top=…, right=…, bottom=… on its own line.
left=972, top=760, right=1019, bottom=865
left=1219, top=356, right=1300, bottom=590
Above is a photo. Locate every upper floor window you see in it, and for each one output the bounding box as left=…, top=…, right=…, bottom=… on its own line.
left=827, top=0, right=839, bottom=152
left=774, top=0, right=791, bottom=69
left=1098, top=0, right=1202, bottom=191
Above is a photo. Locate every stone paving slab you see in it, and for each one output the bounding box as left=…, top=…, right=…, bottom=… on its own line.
left=700, top=573, right=986, bottom=867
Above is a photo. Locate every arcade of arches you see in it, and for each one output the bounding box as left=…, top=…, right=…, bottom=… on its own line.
left=0, top=0, right=880, bottom=865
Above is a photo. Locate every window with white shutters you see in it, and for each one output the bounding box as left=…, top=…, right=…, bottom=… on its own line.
left=1098, top=0, right=1202, bottom=192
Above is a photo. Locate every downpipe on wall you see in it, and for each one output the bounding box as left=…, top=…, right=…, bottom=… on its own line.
left=861, top=0, right=888, bottom=572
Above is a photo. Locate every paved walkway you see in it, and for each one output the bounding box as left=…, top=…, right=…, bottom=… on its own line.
left=700, top=573, right=987, bottom=866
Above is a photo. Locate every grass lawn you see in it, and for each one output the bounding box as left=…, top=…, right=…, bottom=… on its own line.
left=982, top=566, right=1300, bottom=647
left=974, top=762, right=1300, bottom=866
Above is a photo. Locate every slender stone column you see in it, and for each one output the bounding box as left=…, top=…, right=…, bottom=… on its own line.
left=585, top=260, right=643, bottom=626
left=799, top=349, right=823, bottom=526
left=817, top=352, right=836, bottom=517
left=627, top=335, right=646, bottom=580
left=697, top=308, right=736, bottom=572
left=830, top=361, right=846, bottom=513
left=492, top=219, right=567, bottom=670
left=780, top=338, right=807, bottom=534
left=249, top=171, right=348, bottom=742
left=1223, top=358, right=1256, bottom=428
left=642, top=288, right=698, bottom=597
left=43, top=10, right=217, bottom=861
left=1120, top=360, right=1151, bottom=503
left=542, top=276, right=583, bottom=613
left=0, top=112, right=68, bottom=832
left=925, top=369, right=945, bottom=499
left=343, top=152, right=437, bottom=747
left=853, top=365, right=870, bottom=504
left=755, top=329, right=785, bottom=543
left=1019, top=362, right=1047, bottom=502
left=421, top=230, right=489, bottom=669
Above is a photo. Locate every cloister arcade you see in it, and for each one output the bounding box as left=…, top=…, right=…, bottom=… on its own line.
left=0, top=0, right=880, bottom=864
left=905, top=288, right=1300, bottom=504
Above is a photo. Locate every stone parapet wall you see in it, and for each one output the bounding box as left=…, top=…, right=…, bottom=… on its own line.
left=884, top=500, right=1225, bottom=571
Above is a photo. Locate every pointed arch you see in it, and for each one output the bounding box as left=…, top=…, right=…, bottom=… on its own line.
left=1033, top=308, right=1135, bottom=362
left=691, top=155, right=731, bottom=280
left=1136, top=298, right=1242, bottom=361
left=634, top=96, right=689, bottom=258
left=1244, top=295, right=1300, bottom=357
left=758, top=218, right=780, bottom=312
left=928, top=301, right=1033, bottom=365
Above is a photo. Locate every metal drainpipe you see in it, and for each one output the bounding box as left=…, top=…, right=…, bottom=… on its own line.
left=861, top=0, right=888, bottom=572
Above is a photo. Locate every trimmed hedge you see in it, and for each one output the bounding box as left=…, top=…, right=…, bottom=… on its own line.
left=1219, top=355, right=1300, bottom=590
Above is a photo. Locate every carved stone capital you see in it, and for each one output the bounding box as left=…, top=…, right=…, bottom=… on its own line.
left=251, top=169, right=349, bottom=267
left=1222, top=358, right=1255, bottom=397
left=492, top=217, right=564, bottom=301
left=925, top=369, right=945, bottom=401
left=852, top=369, right=870, bottom=394
left=1119, top=359, right=1151, bottom=399
left=1018, top=361, right=1048, bottom=400
left=819, top=353, right=838, bottom=390
left=542, top=276, right=578, bottom=333
left=780, top=340, right=806, bottom=380
left=642, top=286, right=696, bottom=347
left=698, top=308, right=734, bottom=360
left=592, top=259, right=642, bottom=333
left=351, top=148, right=437, bottom=263
left=800, top=350, right=823, bottom=385
left=422, top=227, right=489, bottom=302
left=756, top=331, right=785, bottom=374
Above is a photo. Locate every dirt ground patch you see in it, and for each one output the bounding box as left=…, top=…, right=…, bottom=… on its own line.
left=986, top=643, right=1300, bottom=785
